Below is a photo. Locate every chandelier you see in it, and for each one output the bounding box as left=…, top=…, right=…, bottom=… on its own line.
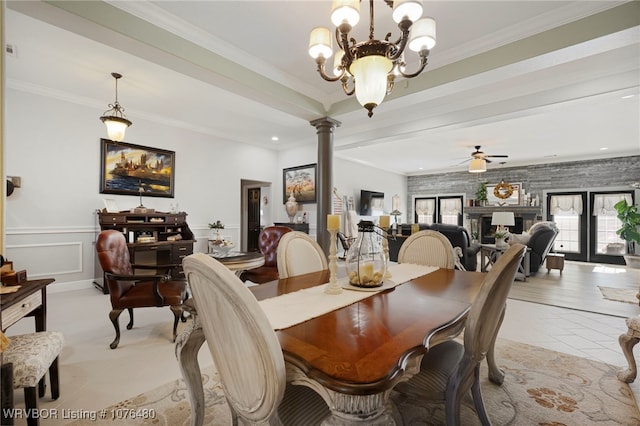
left=100, top=72, right=132, bottom=142
left=308, top=0, right=436, bottom=117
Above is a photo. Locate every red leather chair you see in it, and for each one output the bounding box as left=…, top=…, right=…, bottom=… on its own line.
left=239, top=226, right=292, bottom=284
left=96, top=230, right=188, bottom=349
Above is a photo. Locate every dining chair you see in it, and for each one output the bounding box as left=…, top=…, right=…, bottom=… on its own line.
left=397, top=230, right=457, bottom=269
left=392, top=243, right=526, bottom=426
left=182, top=253, right=330, bottom=425
left=276, top=231, right=328, bottom=279
left=96, top=230, right=188, bottom=349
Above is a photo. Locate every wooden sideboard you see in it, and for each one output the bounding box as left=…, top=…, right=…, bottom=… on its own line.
left=95, top=211, right=195, bottom=294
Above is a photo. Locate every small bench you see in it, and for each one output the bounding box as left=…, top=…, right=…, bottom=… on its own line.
left=618, top=315, right=640, bottom=383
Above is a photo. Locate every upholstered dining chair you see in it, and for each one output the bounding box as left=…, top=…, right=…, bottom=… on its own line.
left=183, top=253, right=330, bottom=425
left=397, top=230, right=457, bottom=269
left=1, top=330, right=64, bottom=426
left=391, top=243, right=526, bottom=426
left=239, top=225, right=292, bottom=284
left=96, top=230, right=188, bottom=349
left=277, top=231, right=328, bottom=279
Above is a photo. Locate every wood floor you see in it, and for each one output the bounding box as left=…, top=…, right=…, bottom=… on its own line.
left=507, top=260, right=640, bottom=318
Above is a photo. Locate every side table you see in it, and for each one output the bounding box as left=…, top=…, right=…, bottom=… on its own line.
left=546, top=253, right=565, bottom=274
left=481, top=244, right=530, bottom=281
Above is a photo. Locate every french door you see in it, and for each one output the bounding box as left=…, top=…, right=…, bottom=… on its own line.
left=546, top=190, right=632, bottom=264
left=414, top=196, right=463, bottom=226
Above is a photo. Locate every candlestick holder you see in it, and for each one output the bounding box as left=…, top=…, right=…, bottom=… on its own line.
left=325, top=228, right=343, bottom=294
left=382, top=229, right=392, bottom=279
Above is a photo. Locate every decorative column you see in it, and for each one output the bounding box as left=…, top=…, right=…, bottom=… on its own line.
left=311, top=117, right=341, bottom=254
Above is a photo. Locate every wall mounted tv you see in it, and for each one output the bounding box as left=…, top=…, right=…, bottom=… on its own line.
left=359, top=190, right=384, bottom=216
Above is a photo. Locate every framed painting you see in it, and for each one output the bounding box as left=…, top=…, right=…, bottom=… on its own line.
left=486, top=182, right=521, bottom=205
left=100, top=139, right=175, bottom=198
left=283, top=163, right=317, bottom=204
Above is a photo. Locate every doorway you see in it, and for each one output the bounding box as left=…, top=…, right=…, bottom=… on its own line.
left=240, top=179, right=271, bottom=252
left=247, top=187, right=261, bottom=252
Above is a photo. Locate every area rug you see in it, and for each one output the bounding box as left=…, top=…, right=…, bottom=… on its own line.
left=69, top=339, right=639, bottom=426
left=598, top=286, right=639, bottom=304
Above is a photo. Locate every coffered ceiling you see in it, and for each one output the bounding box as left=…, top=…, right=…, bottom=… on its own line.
left=5, top=1, right=639, bottom=175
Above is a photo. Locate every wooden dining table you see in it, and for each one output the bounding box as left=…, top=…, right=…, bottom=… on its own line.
left=176, top=266, right=495, bottom=425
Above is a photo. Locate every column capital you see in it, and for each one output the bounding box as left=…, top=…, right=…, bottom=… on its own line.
left=310, top=117, right=341, bottom=131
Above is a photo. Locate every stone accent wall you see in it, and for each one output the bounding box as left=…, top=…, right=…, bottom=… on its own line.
left=407, top=155, right=639, bottom=218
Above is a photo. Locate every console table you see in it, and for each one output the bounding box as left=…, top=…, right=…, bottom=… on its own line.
left=273, top=222, right=309, bottom=234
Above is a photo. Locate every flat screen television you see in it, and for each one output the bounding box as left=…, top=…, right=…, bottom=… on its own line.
left=359, top=190, right=384, bottom=216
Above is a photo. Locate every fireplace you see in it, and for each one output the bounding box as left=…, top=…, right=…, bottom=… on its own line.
left=481, top=217, right=524, bottom=244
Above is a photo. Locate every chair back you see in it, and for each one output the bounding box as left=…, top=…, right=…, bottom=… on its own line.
left=277, top=231, right=328, bottom=278
left=397, top=230, right=456, bottom=268
left=464, top=243, right=526, bottom=362
left=183, top=253, right=285, bottom=424
left=259, top=226, right=292, bottom=267
left=96, top=230, right=134, bottom=275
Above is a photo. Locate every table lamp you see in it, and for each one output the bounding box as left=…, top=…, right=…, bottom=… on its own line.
left=491, top=211, right=514, bottom=248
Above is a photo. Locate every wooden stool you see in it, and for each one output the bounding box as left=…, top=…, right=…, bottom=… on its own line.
left=618, top=315, right=640, bottom=383
left=546, top=253, right=565, bottom=274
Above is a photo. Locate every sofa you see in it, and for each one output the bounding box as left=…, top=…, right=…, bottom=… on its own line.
left=388, top=224, right=480, bottom=271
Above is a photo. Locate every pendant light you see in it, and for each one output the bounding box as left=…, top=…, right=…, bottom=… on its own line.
left=100, top=72, right=132, bottom=142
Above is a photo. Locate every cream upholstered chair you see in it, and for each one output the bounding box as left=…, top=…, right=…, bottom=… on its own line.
left=182, top=253, right=330, bottom=425
left=397, top=230, right=457, bottom=269
left=392, top=244, right=526, bottom=426
left=276, top=231, right=328, bottom=279
left=2, top=331, right=64, bottom=426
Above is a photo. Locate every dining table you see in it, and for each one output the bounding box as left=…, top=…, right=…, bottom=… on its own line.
left=176, top=264, right=498, bottom=425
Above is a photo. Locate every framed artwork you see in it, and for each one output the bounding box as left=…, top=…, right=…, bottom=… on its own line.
left=100, top=139, right=175, bottom=198
left=486, top=182, right=521, bottom=205
left=283, top=163, right=317, bottom=204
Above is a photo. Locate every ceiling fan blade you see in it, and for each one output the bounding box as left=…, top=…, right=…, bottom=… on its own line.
left=485, top=154, right=509, bottom=158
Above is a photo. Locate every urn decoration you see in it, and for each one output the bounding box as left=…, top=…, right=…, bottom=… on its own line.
left=285, top=192, right=298, bottom=223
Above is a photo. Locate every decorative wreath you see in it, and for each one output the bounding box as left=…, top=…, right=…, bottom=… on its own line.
left=493, top=181, right=514, bottom=199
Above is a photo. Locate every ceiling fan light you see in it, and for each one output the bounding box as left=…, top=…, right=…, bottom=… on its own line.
left=331, top=0, right=360, bottom=27
left=469, top=158, right=486, bottom=173
left=392, top=0, right=423, bottom=23
left=309, top=27, right=333, bottom=59
left=408, top=17, right=436, bottom=52
left=350, top=55, right=393, bottom=111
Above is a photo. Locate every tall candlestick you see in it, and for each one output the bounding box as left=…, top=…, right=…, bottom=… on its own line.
left=382, top=226, right=392, bottom=279
left=325, top=228, right=343, bottom=294
left=327, top=214, right=340, bottom=231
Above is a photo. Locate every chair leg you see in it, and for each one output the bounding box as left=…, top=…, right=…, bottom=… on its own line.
left=471, top=365, right=491, bottom=426
left=170, top=305, right=183, bottom=342
left=109, top=309, right=124, bottom=349
left=38, top=376, right=45, bottom=398
left=24, top=387, right=39, bottom=426
left=126, top=308, right=134, bottom=330
left=49, top=356, right=60, bottom=400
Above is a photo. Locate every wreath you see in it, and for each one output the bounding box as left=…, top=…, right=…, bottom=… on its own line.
left=493, top=181, right=514, bottom=199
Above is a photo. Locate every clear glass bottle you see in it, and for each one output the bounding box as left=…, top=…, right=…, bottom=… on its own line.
left=345, top=220, right=387, bottom=287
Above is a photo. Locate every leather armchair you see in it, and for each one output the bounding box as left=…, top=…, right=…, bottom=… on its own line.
left=96, top=230, right=188, bottom=349
left=239, top=226, right=292, bottom=284
left=526, top=226, right=558, bottom=274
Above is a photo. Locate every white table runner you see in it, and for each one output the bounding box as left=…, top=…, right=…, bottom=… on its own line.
left=259, top=263, right=438, bottom=330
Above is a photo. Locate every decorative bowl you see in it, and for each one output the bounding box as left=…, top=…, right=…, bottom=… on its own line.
left=210, top=240, right=235, bottom=254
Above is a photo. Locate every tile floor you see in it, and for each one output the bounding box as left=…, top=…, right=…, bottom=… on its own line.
left=3, top=261, right=639, bottom=425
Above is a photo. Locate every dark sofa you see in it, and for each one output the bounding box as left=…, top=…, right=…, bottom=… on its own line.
left=524, top=226, right=558, bottom=274
left=388, top=224, right=480, bottom=271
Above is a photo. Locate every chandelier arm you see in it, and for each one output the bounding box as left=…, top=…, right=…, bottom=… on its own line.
left=387, top=20, right=411, bottom=61
left=396, top=51, right=430, bottom=78
left=341, top=76, right=355, bottom=96
left=315, top=58, right=344, bottom=82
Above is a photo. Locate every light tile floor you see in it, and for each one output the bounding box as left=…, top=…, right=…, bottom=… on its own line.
left=3, top=263, right=639, bottom=425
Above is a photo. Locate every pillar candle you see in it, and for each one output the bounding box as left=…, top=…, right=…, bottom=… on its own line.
left=411, top=223, right=420, bottom=234
left=327, top=214, right=340, bottom=231
left=379, top=215, right=390, bottom=229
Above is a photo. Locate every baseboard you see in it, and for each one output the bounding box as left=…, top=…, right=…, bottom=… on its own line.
left=47, top=279, right=95, bottom=294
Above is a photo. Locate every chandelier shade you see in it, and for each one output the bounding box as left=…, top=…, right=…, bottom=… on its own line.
left=100, top=72, right=132, bottom=142
left=469, top=158, right=487, bottom=173
left=309, top=0, right=436, bottom=117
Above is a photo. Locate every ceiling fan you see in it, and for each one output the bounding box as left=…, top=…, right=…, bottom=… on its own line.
left=468, top=145, right=509, bottom=163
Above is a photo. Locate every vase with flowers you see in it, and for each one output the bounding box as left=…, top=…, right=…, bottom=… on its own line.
left=208, top=220, right=225, bottom=241
left=493, top=230, right=509, bottom=249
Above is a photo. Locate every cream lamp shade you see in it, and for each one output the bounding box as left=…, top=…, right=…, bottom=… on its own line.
left=491, top=211, right=515, bottom=227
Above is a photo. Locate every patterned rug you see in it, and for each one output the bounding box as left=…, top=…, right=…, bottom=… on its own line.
left=69, top=339, right=639, bottom=426
left=598, top=286, right=639, bottom=304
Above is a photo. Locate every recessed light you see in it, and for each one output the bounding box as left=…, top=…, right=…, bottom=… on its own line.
left=271, top=136, right=279, bottom=141
left=621, top=94, right=635, bottom=99
left=600, top=147, right=608, bottom=151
